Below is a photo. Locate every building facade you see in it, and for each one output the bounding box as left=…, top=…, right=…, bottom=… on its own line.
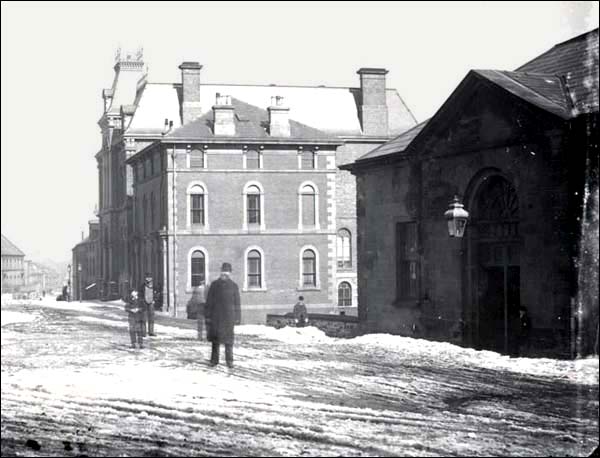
left=1, top=234, right=25, bottom=293
left=344, top=29, right=599, bottom=357
left=95, top=51, right=417, bottom=319
left=72, top=219, right=101, bottom=300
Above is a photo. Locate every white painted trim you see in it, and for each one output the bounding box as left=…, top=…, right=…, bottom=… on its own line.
left=186, top=181, right=209, bottom=230
left=242, top=180, right=266, bottom=231
left=243, top=245, right=267, bottom=291
left=298, top=244, right=320, bottom=289
left=297, top=181, right=320, bottom=231
left=186, top=246, right=210, bottom=291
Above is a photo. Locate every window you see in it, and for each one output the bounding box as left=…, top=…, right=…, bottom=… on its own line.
left=144, top=158, right=151, bottom=178
left=247, top=185, right=261, bottom=225
left=190, top=185, right=205, bottom=225
left=154, top=153, right=161, bottom=174
left=191, top=250, right=206, bottom=287
left=247, top=250, right=262, bottom=288
left=301, top=185, right=316, bottom=227
left=338, top=282, right=352, bottom=306
left=190, top=149, right=204, bottom=168
left=337, top=229, right=352, bottom=268
left=302, top=249, right=316, bottom=287
left=142, top=195, right=148, bottom=231
left=150, top=154, right=155, bottom=176
left=246, top=150, right=260, bottom=169
left=150, top=192, right=155, bottom=229
left=301, top=151, right=315, bottom=169
left=396, top=222, right=418, bottom=299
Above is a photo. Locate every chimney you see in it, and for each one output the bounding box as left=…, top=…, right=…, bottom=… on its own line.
left=357, top=68, right=389, bottom=136
left=213, top=93, right=235, bottom=136
left=268, top=95, right=290, bottom=137
left=179, top=61, right=203, bottom=125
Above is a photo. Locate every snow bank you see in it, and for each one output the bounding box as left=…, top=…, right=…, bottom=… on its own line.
left=237, top=324, right=332, bottom=344
left=1, top=310, right=36, bottom=326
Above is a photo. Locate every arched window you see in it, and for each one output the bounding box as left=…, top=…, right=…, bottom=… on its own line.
left=302, top=249, right=316, bottom=287
left=247, top=250, right=262, bottom=288
left=247, top=185, right=261, bottom=225
left=190, top=149, right=204, bottom=168
left=190, top=185, right=205, bottom=225
left=246, top=150, right=260, bottom=169
left=337, top=229, right=351, bottom=269
left=338, top=282, right=352, bottom=306
left=301, top=151, right=315, bottom=169
left=301, top=185, right=316, bottom=227
left=191, top=250, right=206, bottom=287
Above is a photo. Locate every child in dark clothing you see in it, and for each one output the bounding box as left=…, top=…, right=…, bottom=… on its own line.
left=125, top=290, right=144, bottom=349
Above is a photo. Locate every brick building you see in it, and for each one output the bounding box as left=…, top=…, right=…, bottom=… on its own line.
left=96, top=50, right=417, bottom=319
left=343, top=29, right=599, bottom=356
left=1, top=234, right=25, bottom=293
left=72, top=218, right=101, bottom=300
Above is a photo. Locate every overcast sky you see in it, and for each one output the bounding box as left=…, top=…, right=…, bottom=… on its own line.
left=1, top=1, right=598, bottom=264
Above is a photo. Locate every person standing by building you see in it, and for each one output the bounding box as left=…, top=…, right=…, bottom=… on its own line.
left=125, top=290, right=144, bottom=349
left=139, top=273, right=156, bottom=337
left=205, top=263, right=240, bottom=368
left=293, top=296, right=308, bottom=327
left=187, top=282, right=208, bottom=340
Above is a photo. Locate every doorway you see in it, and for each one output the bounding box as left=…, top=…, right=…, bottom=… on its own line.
left=466, top=174, right=521, bottom=354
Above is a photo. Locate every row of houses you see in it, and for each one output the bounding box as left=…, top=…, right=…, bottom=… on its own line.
left=75, top=28, right=598, bottom=355
left=2, top=234, right=59, bottom=296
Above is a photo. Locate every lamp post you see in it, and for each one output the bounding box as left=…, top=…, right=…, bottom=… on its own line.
left=444, top=196, right=469, bottom=238
left=78, top=263, right=82, bottom=302
left=67, top=264, right=72, bottom=302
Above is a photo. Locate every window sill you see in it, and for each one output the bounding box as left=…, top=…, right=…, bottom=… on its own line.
left=297, top=287, right=321, bottom=292
left=243, top=287, right=268, bottom=292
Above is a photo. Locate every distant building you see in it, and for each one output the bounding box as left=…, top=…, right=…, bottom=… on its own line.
left=1, top=234, right=25, bottom=293
left=72, top=218, right=101, bottom=300
left=23, top=260, right=46, bottom=295
left=95, top=50, right=417, bottom=318
left=343, top=29, right=599, bottom=356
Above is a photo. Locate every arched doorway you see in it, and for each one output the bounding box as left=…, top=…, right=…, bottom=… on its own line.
left=466, top=174, right=521, bottom=354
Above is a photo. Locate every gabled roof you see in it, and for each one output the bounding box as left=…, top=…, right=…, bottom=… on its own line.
left=473, top=70, right=572, bottom=119
left=125, top=82, right=417, bottom=138
left=1, top=234, right=25, bottom=257
left=354, top=120, right=429, bottom=162
left=517, top=28, right=599, bottom=114
left=164, top=97, right=337, bottom=142
left=351, top=28, right=599, bottom=166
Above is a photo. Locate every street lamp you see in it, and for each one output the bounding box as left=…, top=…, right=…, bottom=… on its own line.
left=67, top=264, right=72, bottom=302
left=78, top=263, right=82, bottom=302
left=444, top=196, right=469, bottom=238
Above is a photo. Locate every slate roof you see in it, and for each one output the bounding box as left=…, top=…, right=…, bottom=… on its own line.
left=355, top=120, right=429, bottom=162
left=164, top=97, right=338, bottom=142
left=1, top=234, right=25, bottom=257
left=125, top=83, right=417, bottom=138
left=473, top=70, right=572, bottom=119
left=518, top=28, right=599, bottom=114
left=352, top=28, right=599, bottom=165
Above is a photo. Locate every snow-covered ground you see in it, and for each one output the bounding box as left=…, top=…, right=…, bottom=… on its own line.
left=1, top=298, right=598, bottom=457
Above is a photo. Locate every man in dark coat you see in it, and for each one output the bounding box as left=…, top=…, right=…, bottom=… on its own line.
left=205, top=263, right=241, bottom=368
left=139, top=273, right=156, bottom=337
left=125, top=290, right=145, bottom=349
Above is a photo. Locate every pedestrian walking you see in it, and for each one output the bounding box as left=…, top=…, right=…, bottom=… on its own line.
left=205, top=263, right=241, bottom=368
left=187, top=282, right=207, bottom=340
left=293, top=296, right=308, bottom=327
left=125, top=290, right=144, bottom=349
left=139, top=273, right=156, bottom=337
left=518, top=306, right=532, bottom=355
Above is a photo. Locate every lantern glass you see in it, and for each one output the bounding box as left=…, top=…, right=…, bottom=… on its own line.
left=447, top=219, right=457, bottom=237
left=455, top=218, right=467, bottom=238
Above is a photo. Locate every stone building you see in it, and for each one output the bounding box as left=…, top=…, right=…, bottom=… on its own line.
left=71, top=218, right=101, bottom=300
left=1, top=234, right=25, bottom=293
left=96, top=50, right=416, bottom=319
left=343, top=29, right=599, bottom=356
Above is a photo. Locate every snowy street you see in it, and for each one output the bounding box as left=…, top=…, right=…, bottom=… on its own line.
left=1, top=298, right=598, bottom=457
